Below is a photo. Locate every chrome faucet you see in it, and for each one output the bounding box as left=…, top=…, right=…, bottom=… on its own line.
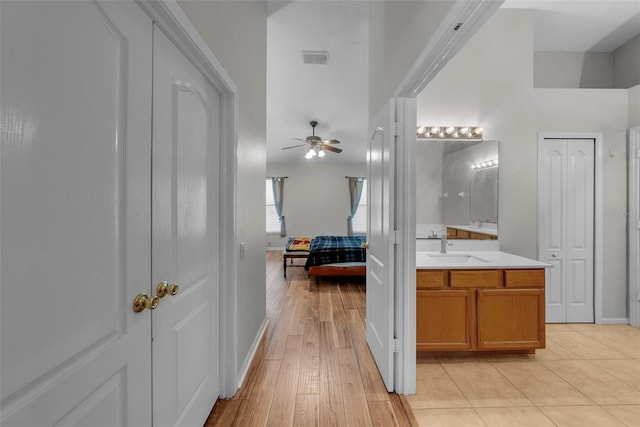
left=440, top=234, right=453, bottom=253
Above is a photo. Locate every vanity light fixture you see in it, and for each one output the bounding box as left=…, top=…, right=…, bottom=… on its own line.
left=417, top=126, right=483, bottom=140
left=471, top=159, right=498, bottom=170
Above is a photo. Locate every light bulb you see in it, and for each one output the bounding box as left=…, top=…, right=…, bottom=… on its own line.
left=318, top=150, right=325, bottom=157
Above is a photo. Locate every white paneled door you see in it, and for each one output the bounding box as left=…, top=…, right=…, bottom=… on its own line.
left=152, top=27, right=221, bottom=425
left=1, top=1, right=153, bottom=425
left=366, top=99, right=396, bottom=391
left=538, top=138, right=595, bottom=323
left=1, top=2, right=222, bottom=426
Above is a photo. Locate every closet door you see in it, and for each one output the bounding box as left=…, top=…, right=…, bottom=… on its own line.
left=538, top=138, right=594, bottom=323
left=151, top=27, right=222, bottom=425
left=1, top=1, right=152, bottom=425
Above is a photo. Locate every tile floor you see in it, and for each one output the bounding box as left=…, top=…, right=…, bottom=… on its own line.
left=407, top=324, right=640, bottom=426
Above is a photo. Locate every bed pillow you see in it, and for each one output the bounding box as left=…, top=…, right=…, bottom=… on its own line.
left=287, top=236, right=312, bottom=251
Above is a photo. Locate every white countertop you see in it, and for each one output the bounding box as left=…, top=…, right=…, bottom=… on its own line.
left=416, top=251, right=551, bottom=269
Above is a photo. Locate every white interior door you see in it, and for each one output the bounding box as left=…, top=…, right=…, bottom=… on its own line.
left=1, top=1, right=153, bottom=425
left=152, top=27, right=221, bottom=426
left=538, top=138, right=594, bottom=323
left=366, top=99, right=396, bottom=391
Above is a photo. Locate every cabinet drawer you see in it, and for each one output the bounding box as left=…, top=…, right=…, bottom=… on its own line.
left=456, top=230, right=470, bottom=239
left=449, top=270, right=502, bottom=288
left=504, top=269, right=545, bottom=288
left=417, top=270, right=447, bottom=289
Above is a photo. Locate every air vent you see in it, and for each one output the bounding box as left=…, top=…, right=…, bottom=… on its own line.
left=302, top=50, right=329, bottom=65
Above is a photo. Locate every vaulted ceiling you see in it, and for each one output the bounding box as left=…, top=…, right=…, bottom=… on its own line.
left=265, top=1, right=640, bottom=165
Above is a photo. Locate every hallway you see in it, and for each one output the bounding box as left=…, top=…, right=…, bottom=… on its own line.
left=205, top=251, right=415, bottom=426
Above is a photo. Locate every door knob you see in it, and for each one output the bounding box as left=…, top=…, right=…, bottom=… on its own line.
left=552, top=253, right=557, bottom=258
left=361, top=242, right=369, bottom=249
left=157, top=281, right=179, bottom=298
left=132, top=293, right=159, bottom=313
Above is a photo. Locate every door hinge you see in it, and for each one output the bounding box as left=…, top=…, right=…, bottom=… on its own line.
left=393, top=230, right=399, bottom=245
left=394, top=122, right=401, bottom=137
left=393, top=338, right=400, bottom=353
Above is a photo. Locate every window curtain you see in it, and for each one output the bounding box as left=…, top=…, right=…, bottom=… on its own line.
left=347, top=177, right=365, bottom=236
left=271, top=177, right=286, bottom=237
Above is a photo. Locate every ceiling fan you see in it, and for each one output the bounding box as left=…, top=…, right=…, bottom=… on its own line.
left=281, top=120, right=343, bottom=158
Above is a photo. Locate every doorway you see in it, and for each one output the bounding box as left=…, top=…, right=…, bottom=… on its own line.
left=538, top=135, right=598, bottom=323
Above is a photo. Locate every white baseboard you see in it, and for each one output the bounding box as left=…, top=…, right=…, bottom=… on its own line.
left=236, top=317, right=269, bottom=390
left=597, top=317, right=629, bottom=325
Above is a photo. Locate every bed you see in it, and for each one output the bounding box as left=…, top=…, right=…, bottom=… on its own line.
left=304, top=235, right=367, bottom=283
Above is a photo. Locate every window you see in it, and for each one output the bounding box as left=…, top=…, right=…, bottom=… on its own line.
left=352, top=179, right=367, bottom=234
left=266, top=179, right=280, bottom=233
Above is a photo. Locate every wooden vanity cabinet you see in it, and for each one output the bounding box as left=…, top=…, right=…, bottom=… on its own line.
left=416, top=268, right=545, bottom=353
left=447, top=226, right=497, bottom=240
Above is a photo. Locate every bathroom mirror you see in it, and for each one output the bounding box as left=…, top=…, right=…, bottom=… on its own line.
left=416, top=140, right=499, bottom=239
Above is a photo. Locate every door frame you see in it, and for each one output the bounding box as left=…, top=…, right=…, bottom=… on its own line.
left=537, top=132, right=603, bottom=324
left=390, top=0, right=501, bottom=395
left=137, top=0, right=239, bottom=397
left=629, top=127, right=640, bottom=328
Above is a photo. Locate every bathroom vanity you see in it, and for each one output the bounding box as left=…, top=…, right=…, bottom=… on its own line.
left=416, top=251, right=550, bottom=354
left=446, top=225, right=497, bottom=240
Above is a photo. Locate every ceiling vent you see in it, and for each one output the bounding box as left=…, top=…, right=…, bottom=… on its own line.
left=302, top=50, right=329, bottom=65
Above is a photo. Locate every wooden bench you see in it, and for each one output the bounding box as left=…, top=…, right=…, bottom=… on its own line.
left=282, top=250, right=309, bottom=278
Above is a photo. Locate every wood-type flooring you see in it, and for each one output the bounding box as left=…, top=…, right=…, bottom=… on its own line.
left=204, top=250, right=416, bottom=426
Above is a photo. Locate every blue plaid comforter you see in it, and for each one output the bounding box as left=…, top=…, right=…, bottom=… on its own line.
left=304, top=235, right=366, bottom=270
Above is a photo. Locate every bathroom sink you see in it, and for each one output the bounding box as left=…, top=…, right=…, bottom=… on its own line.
left=428, top=254, right=490, bottom=264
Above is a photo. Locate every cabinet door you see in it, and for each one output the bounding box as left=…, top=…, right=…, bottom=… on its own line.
left=417, top=290, right=475, bottom=351
left=477, top=289, right=545, bottom=349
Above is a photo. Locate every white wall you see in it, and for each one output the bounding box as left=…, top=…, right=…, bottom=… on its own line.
left=534, top=52, right=614, bottom=88
left=266, top=162, right=367, bottom=248
left=369, top=0, right=456, bottom=117
left=630, top=84, right=640, bottom=128
left=614, top=33, right=640, bottom=89
left=417, top=9, right=631, bottom=320
left=179, top=0, right=267, bottom=377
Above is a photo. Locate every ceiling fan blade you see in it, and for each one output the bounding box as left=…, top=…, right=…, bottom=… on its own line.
left=322, top=144, right=342, bottom=153
left=281, top=144, right=306, bottom=150
left=292, top=137, right=307, bottom=142
left=322, top=139, right=341, bottom=144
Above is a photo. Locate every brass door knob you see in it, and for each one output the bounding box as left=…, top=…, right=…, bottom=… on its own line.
left=157, top=281, right=179, bottom=298
left=132, top=293, right=159, bottom=313
left=361, top=242, right=369, bottom=249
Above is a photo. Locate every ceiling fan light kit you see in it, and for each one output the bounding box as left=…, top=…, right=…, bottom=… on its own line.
left=282, top=120, right=343, bottom=159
